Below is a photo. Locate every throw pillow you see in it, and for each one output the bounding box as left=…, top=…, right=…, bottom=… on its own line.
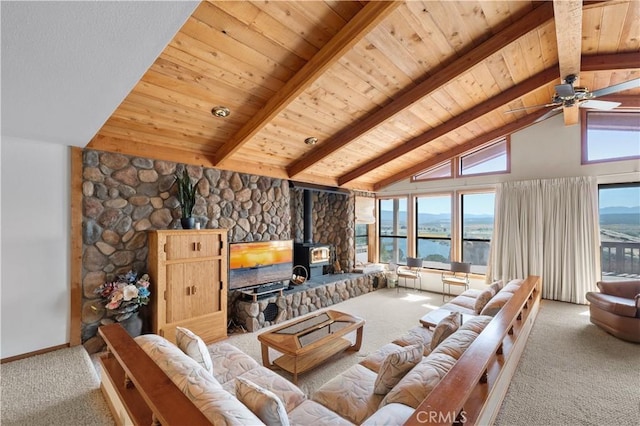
left=373, top=343, right=423, bottom=395
left=474, top=288, right=496, bottom=314
left=236, top=377, right=290, bottom=426
left=430, top=312, right=461, bottom=351
left=175, top=326, right=213, bottom=375
left=489, top=280, right=503, bottom=294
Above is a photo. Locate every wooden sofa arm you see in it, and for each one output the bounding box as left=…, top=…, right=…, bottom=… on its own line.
left=98, top=324, right=211, bottom=425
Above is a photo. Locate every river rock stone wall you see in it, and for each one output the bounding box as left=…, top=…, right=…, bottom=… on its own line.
left=81, top=150, right=291, bottom=350
left=235, top=273, right=386, bottom=332
left=290, top=190, right=356, bottom=272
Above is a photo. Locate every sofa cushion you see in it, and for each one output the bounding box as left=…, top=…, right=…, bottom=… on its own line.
left=207, top=342, right=260, bottom=385
left=236, top=377, right=289, bottom=426
left=135, top=335, right=264, bottom=425
left=175, top=326, right=213, bottom=375
left=392, top=326, right=433, bottom=356
left=447, top=294, right=477, bottom=311
left=361, top=403, right=415, bottom=426
left=586, top=292, right=639, bottom=318
left=489, top=280, right=504, bottom=294
left=430, top=312, right=461, bottom=350
left=360, top=343, right=403, bottom=373
left=501, top=279, right=524, bottom=293
left=474, top=288, right=495, bottom=314
left=438, top=302, right=476, bottom=315
left=234, top=367, right=307, bottom=413
left=288, top=400, right=354, bottom=425
left=373, top=343, right=423, bottom=395
left=313, top=364, right=383, bottom=424
left=480, top=291, right=514, bottom=316
left=381, top=352, right=457, bottom=408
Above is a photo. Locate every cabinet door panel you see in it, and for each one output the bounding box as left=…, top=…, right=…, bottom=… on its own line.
left=184, top=260, right=218, bottom=318
left=165, top=234, right=222, bottom=260
left=166, top=263, right=190, bottom=323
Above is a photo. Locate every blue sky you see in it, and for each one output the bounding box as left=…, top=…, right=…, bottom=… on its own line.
left=600, top=186, right=640, bottom=209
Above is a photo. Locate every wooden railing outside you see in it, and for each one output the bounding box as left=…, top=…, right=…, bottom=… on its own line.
left=601, top=241, right=640, bottom=277
left=404, top=275, right=542, bottom=426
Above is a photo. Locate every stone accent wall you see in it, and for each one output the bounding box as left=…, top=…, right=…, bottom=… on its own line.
left=290, top=190, right=356, bottom=272
left=81, top=150, right=291, bottom=349
left=235, top=273, right=385, bottom=332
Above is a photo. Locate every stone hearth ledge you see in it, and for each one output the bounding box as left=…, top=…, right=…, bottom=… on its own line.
left=233, top=272, right=386, bottom=332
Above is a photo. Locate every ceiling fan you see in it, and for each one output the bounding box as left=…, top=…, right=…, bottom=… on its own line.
left=506, top=75, right=640, bottom=120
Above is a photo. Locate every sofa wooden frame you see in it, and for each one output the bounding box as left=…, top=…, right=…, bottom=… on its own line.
left=405, top=275, right=542, bottom=425
left=98, top=275, right=541, bottom=426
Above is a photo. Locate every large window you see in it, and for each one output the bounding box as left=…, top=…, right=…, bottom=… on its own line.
left=461, top=192, right=495, bottom=274
left=378, top=198, right=408, bottom=264
left=598, top=183, right=640, bottom=280
left=583, top=111, right=640, bottom=164
left=416, top=195, right=452, bottom=269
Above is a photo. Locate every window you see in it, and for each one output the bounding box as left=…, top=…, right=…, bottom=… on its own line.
left=461, top=192, right=495, bottom=274
left=412, top=161, right=453, bottom=181
left=415, top=195, right=452, bottom=269
left=355, top=223, right=369, bottom=264
left=378, top=198, right=408, bottom=264
left=412, top=138, right=510, bottom=182
left=583, top=111, right=640, bottom=164
left=459, top=138, right=509, bottom=176
left=598, top=183, right=640, bottom=281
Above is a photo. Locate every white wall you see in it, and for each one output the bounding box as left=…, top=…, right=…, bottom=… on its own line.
left=381, top=114, right=640, bottom=195
left=1, top=137, right=70, bottom=359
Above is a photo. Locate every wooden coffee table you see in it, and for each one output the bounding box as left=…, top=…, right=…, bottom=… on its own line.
left=257, top=310, right=364, bottom=384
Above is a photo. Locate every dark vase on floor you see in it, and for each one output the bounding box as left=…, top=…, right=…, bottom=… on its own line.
left=120, top=312, right=143, bottom=337
left=181, top=217, right=196, bottom=229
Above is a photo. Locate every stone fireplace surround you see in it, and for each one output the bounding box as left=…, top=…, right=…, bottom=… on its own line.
left=80, top=149, right=373, bottom=351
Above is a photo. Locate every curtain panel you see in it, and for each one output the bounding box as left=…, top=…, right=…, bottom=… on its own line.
left=488, top=176, right=600, bottom=304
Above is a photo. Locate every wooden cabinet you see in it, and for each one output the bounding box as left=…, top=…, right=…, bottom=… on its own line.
left=148, top=229, right=228, bottom=344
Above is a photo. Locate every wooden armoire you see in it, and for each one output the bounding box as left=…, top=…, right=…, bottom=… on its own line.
left=147, top=229, right=228, bottom=344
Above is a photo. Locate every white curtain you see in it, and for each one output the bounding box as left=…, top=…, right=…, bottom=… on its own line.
left=488, top=176, right=600, bottom=304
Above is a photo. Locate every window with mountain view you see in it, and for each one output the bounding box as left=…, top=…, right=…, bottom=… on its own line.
left=599, top=183, right=640, bottom=281
left=461, top=192, right=495, bottom=274
left=378, top=198, right=408, bottom=264
left=583, top=111, right=640, bottom=164
left=416, top=194, right=452, bottom=269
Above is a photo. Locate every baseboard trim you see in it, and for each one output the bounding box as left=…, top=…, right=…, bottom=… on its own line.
left=1, top=343, right=70, bottom=364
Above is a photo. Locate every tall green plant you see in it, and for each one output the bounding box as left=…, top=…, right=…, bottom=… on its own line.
left=174, top=169, right=199, bottom=219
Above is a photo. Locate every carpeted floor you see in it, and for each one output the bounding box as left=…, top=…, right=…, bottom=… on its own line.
left=224, top=287, right=442, bottom=396
left=495, top=299, right=640, bottom=426
left=2, top=289, right=638, bottom=425
left=0, top=345, right=113, bottom=426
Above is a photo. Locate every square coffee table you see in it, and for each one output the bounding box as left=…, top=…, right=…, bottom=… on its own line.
left=257, top=310, right=364, bottom=384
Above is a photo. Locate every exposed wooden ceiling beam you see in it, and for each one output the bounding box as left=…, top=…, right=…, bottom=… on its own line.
left=372, top=108, right=551, bottom=191
left=287, top=2, right=556, bottom=178
left=339, top=67, right=559, bottom=186
left=554, top=0, right=583, bottom=125
left=211, top=1, right=401, bottom=168
left=340, top=52, right=639, bottom=186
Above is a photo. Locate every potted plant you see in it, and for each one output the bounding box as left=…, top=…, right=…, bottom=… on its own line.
left=174, top=168, right=200, bottom=229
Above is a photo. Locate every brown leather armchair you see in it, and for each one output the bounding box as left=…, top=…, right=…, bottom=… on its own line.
left=586, top=280, right=640, bottom=343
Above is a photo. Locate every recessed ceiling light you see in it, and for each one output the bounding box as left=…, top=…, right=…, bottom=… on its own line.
left=211, top=106, right=230, bottom=118
left=304, top=137, right=318, bottom=145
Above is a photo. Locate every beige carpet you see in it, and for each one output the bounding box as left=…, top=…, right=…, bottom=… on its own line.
left=224, top=287, right=441, bottom=396
left=495, top=300, right=640, bottom=426
left=0, top=345, right=113, bottom=426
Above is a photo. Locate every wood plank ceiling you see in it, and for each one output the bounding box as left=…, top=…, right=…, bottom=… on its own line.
left=89, top=0, right=640, bottom=192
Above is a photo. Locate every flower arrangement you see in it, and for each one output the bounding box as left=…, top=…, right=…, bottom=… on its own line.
left=95, top=271, right=151, bottom=322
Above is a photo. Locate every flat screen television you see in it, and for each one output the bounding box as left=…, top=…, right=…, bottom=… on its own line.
left=229, top=240, right=293, bottom=291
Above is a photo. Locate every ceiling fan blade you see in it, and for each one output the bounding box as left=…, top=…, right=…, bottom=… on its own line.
left=505, top=103, right=559, bottom=113
left=591, top=78, right=640, bottom=98
left=534, top=108, right=563, bottom=123
left=580, top=99, right=621, bottom=110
